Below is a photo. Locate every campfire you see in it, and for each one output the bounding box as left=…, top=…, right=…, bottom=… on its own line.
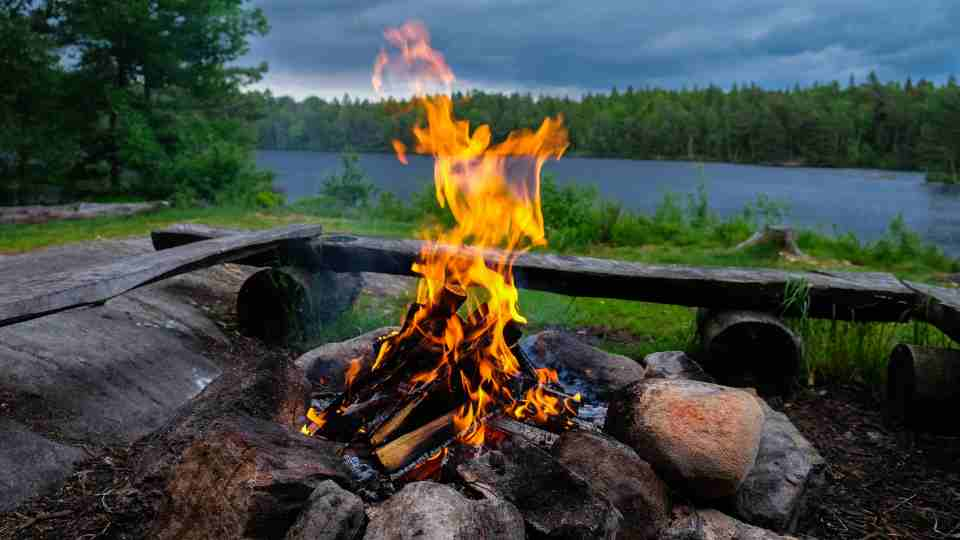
left=300, top=21, right=579, bottom=481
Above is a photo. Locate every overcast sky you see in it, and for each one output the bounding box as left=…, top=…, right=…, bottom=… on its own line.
left=241, top=0, right=960, bottom=101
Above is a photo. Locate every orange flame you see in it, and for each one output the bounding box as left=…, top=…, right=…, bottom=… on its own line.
left=372, top=20, right=455, bottom=96
left=371, top=21, right=568, bottom=446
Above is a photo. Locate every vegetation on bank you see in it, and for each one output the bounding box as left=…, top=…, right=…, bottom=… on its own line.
left=256, top=73, right=960, bottom=183
left=7, top=152, right=955, bottom=394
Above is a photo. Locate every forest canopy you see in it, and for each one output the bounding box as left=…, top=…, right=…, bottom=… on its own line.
left=257, top=74, right=960, bottom=182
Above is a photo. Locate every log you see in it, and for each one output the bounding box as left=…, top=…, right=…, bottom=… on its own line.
left=886, top=344, right=960, bottom=433
left=153, top=225, right=921, bottom=324
left=320, top=236, right=919, bottom=322
left=697, top=309, right=803, bottom=395
left=0, top=223, right=324, bottom=328
left=0, top=201, right=169, bottom=225
left=235, top=266, right=361, bottom=343
left=734, top=225, right=806, bottom=258
left=373, top=410, right=460, bottom=476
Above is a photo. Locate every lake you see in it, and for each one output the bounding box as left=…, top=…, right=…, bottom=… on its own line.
left=257, top=150, right=960, bottom=257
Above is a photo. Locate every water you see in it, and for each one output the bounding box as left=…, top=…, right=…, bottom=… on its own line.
left=258, top=150, right=960, bottom=257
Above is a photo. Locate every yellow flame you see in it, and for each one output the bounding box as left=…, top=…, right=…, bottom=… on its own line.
left=372, top=21, right=569, bottom=446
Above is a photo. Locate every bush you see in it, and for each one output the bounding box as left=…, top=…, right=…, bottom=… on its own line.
left=320, top=151, right=378, bottom=208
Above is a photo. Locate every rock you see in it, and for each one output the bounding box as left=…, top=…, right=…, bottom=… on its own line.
left=554, top=430, right=672, bottom=540
left=286, top=480, right=365, bottom=540
left=0, top=237, right=247, bottom=510
left=297, top=326, right=400, bottom=392
left=604, top=379, right=764, bottom=500
left=149, top=414, right=353, bottom=540
left=521, top=330, right=646, bottom=399
left=662, top=506, right=802, bottom=540
left=0, top=419, right=86, bottom=512
left=363, top=481, right=524, bottom=540
left=458, top=439, right=622, bottom=539
left=728, top=400, right=825, bottom=533
left=643, top=351, right=714, bottom=383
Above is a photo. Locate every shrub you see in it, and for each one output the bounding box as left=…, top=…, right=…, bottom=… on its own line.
left=320, top=151, right=378, bottom=208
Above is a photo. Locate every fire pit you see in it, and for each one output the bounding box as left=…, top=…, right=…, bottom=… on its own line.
left=296, top=19, right=577, bottom=486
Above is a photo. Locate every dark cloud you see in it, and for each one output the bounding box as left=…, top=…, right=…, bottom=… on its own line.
left=241, top=0, right=960, bottom=99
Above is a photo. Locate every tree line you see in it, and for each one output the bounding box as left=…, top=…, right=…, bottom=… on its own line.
left=257, top=73, right=960, bottom=182
left=0, top=0, right=274, bottom=205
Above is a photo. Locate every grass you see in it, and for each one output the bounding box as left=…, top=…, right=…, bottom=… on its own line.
left=4, top=188, right=959, bottom=394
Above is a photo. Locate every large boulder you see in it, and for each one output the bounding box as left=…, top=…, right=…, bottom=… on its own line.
left=662, top=506, right=803, bottom=540
left=727, top=399, right=825, bottom=533
left=520, top=330, right=646, bottom=399
left=458, top=439, right=622, bottom=539
left=363, top=481, right=524, bottom=540
left=286, top=480, right=365, bottom=540
left=554, top=430, right=672, bottom=540
left=604, top=379, right=764, bottom=500
left=643, top=351, right=714, bottom=383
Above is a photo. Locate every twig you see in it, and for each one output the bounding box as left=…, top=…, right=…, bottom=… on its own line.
left=888, top=493, right=918, bottom=513
left=15, top=510, right=72, bottom=531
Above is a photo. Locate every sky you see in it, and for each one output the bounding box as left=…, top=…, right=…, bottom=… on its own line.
left=241, top=0, right=960, bottom=101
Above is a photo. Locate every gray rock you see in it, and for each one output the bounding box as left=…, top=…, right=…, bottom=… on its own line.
left=297, top=327, right=399, bottom=392
left=728, top=400, right=825, bottom=533
left=363, top=481, right=524, bottom=540
left=554, top=430, right=672, bottom=540
left=521, top=331, right=646, bottom=399
left=604, top=379, right=764, bottom=500
left=0, top=237, right=241, bottom=510
left=662, top=506, right=802, bottom=540
left=458, top=440, right=622, bottom=539
left=286, top=480, right=365, bottom=540
left=643, top=351, right=715, bottom=383
left=0, top=419, right=87, bottom=511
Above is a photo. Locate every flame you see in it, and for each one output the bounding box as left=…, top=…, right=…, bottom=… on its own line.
left=371, top=21, right=569, bottom=446
left=372, top=20, right=454, bottom=96
left=300, top=407, right=327, bottom=437
left=344, top=358, right=362, bottom=390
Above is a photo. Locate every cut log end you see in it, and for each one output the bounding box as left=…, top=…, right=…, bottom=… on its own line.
left=698, top=309, right=803, bottom=395
left=237, top=267, right=317, bottom=343
left=236, top=267, right=362, bottom=344
left=887, top=344, right=960, bottom=433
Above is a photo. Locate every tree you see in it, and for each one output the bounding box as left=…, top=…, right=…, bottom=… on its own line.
left=48, top=0, right=269, bottom=196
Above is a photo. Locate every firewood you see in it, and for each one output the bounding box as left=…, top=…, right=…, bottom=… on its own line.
left=373, top=410, right=461, bottom=476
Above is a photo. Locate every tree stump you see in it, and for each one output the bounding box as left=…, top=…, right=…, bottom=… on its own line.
left=697, top=309, right=803, bottom=395
left=734, top=226, right=806, bottom=258
left=887, top=344, right=960, bottom=434
left=236, top=267, right=361, bottom=343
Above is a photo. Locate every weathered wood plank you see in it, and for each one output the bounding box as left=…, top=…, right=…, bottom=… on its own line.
left=903, top=281, right=960, bottom=344
left=150, top=225, right=921, bottom=323
left=0, top=224, right=323, bottom=328
left=320, top=235, right=918, bottom=322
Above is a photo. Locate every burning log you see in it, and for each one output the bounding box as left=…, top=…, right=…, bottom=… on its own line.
left=373, top=410, right=461, bottom=476
left=886, top=344, right=960, bottom=434
left=697, top=309, right=803, bottom=395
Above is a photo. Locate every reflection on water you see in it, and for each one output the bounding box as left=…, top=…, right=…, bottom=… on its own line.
left=258, top=150, right=960, bottom=257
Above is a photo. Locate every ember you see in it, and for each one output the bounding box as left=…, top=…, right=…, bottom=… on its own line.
left=300, top=20, right=577, bottom=479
